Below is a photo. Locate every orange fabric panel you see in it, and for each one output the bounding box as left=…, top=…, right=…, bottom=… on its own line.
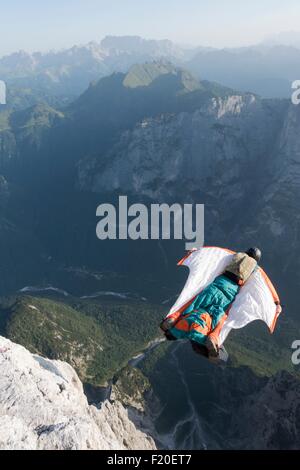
left=270, top=308, right=281, bottom=334
left=174, top=319, right=190, bottom=332
left=200, top=313, right=212, bottom=330
left=208, top=307, right=231, bottom=346
left=191, top=322, right=208, bottom=335
left=190, top=313, right=212, bottom=336
left=168, top=311, right=182, bottom=323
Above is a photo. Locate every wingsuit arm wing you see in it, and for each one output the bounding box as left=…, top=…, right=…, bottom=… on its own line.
left=219, top=266, right=281, bottom=344
left=258, top=267, right=281, bottom=333
left=259, top=267, right=280, bottom=304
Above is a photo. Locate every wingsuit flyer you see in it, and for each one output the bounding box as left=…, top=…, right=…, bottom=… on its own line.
left=0, top=0, right=299, bottom=465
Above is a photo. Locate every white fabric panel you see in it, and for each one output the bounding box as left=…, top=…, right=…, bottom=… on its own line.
left=219, top=268, right=276, bottom=345
left=167, top=247, right=234, bottom=316
left=167, top=247, right=277, bottom=345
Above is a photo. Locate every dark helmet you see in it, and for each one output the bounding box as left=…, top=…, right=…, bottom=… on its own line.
left=246, top=247, right=262, bottom=263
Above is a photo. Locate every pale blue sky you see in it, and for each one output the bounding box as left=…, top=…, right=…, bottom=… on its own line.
left=1, top=0, right=300, bottom=56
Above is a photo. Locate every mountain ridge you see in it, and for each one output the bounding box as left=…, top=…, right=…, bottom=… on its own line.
left=2, top=34, right=300, bottom=110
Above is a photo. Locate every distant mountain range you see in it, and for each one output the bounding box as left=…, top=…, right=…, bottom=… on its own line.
left=1, top=34, right=300, bottom=109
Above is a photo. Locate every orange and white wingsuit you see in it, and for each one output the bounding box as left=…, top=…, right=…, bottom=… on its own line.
left=165, top=246, right=281, bottom=348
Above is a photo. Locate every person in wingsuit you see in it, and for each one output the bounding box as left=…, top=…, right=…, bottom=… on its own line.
left=160, top=247, right=282, bottom=359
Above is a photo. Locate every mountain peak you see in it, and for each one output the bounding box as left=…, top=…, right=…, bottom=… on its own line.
left=123, top=61, right=202, bottom=92
left=123, top=61, right=177, bottom=88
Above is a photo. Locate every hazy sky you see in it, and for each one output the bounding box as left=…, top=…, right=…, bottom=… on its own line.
left=1, top=0, right=300, bottom=56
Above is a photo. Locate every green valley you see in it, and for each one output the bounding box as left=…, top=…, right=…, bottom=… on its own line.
left=0, top=294, right=164, bottom=385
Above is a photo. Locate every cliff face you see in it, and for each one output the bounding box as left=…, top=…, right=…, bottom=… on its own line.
left=78, top=94, right=286, bottom=199
left=229, top=370, right=300, bottom=449
left=190, top=365, right=300, bottom=450
left=0, top=336, right=155, bottom=450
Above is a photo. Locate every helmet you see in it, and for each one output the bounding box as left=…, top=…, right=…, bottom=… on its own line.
left=246, top=247, right=262, bottom=263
